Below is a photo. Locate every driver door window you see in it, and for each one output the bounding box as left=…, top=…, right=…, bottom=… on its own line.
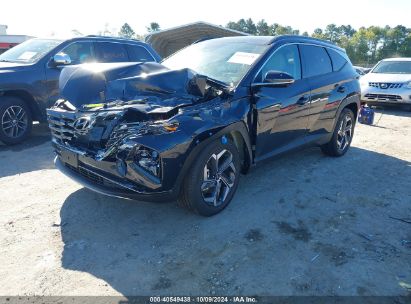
left=255, top=45, right=301, bottom=82
left=58, top=42, right=94, bottom=65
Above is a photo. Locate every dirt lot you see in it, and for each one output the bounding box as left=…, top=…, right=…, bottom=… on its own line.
left=0, top=109, right=410, bottom=296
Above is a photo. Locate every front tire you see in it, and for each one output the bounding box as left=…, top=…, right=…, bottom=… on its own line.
left=0, top=97, right=32, bottom=145
left=321, top=108, right=355, bottom=157
left=179, top=138, right=241, bottom=216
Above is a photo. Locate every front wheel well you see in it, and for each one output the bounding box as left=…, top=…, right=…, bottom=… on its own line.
left=226, top=130, right=251, bottom=174
left=1, top=90, right=40, bottom=121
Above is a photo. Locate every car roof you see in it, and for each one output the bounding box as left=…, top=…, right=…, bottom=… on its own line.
left=66, top=35, right=147, bottom=45
left=381, top=57, right=411, bottom=62
left=203, top=35, right=344, bottom=52
left=270, top=35, right=344, bottom=51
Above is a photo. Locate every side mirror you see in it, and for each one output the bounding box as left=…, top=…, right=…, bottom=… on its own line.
left=263, top=70, right=295, bottom=85
left=52, top=53, right=71, bottom=66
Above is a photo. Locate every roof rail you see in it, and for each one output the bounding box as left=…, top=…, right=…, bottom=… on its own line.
left=85, top=35, right=140, bottom=41
left=270, top=35, right=344, bottom=52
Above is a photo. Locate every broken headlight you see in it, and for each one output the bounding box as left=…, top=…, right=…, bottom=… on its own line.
left=134, top=146, right=161, bottom=178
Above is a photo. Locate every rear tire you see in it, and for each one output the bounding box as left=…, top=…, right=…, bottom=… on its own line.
left=0, top=97, right=32, bottom=145
left=321, top=108, right=355, bottom=157
left=178, top=138, right=241, bottom=216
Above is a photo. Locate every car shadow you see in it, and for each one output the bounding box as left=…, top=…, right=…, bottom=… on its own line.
left=371, top=106, right=411, bottom=118
left=59, top=146, right=411, bottom=296
left=0, top=123, right=54, bottom=178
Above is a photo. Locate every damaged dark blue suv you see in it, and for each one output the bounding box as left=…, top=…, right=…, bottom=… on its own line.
left=47, top=36, right=360, bottom=216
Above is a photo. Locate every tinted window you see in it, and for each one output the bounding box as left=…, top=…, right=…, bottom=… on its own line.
left=300, top=45, right=332, bottom=78
left=126, top=45, right=154, bottom=62
left=255, top=45, right=301, bottom=82
left=327, top=48, right=347, bottom=71
left=59, top=42, right=94, bottom=64
left=95, top=42, right=128, bottom=62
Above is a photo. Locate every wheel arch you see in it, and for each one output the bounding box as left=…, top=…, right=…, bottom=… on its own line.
left=344, top=101, right=359, bottom=120
left=335, top=94, right=360, bottom=126
left=173, top=121, right=253, bottom=195
left=0, top=90, right=41, bottom=121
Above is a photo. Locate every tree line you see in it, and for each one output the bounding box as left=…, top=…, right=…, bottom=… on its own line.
left=99, top=19, right=410, bottom=67
left=226, top=18, right=411, bottom=66
left=117, top=22, right=161, bottom=40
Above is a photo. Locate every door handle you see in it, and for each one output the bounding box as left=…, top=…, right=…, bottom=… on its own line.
left=297, top=95, right=309, bottom=105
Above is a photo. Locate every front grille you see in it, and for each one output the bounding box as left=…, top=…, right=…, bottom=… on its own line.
left=364, top=93, right=403, bottom=101
left=65, top=163, right=104, bottom=185
left=369, top=82, right=403, bottom=89
left=65, top=163, right=127, bottom=189
left=48, top=112, right=76, bottom=143
left=78, top=166, right=105, bottom=185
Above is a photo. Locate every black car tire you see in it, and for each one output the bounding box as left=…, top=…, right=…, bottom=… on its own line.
left=0, top=97, right=33, bottom=145
left=179, top=138, right=241, bottom=216
left=321, top=108, right=355, bottom=157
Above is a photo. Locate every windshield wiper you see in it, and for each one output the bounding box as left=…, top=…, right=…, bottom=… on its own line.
left=205, top=76, right=234, bottom=94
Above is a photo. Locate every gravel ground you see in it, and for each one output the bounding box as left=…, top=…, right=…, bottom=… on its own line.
left=0, top=109, right=410, bottom=296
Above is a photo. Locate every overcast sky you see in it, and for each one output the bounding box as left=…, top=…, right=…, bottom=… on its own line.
left=2, top=0, right=411, bottom=38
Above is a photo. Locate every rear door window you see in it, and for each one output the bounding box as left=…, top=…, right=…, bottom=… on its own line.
left=126, top=45, right=155, bottom=62
left=94, top=42, right=129, bottom=62
left=300, top=45, right=332, bottom=78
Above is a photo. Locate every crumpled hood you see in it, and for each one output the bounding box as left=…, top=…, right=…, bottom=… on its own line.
left=362, top=72, right=411, bottom=83
left=59, top=62, right=223, bottom=112
left=59, top=62, right=167, bottom=106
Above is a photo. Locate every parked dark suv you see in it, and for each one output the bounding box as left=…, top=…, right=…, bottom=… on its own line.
left=0, top=36, right=160, bottom=144
left=47, top=35, right=360, bottom=216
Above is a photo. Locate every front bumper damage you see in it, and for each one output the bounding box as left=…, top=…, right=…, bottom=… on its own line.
left=48, top=106, right=189, bottom=202
left=48, top=62, right=239, bottom=202
left=54, top=156, right=178, bottom=202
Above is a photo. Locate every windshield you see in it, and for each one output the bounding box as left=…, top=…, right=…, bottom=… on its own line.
left=372, top=61, right=411, bottom=74
left=162, top=39, right=269, bottom=86
left=0, top=38, right=63, bottom=63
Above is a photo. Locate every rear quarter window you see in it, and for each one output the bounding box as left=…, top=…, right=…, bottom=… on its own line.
left=126, top=45, right=155, bottom=62
left=327, top=48, right=348, bottom=72
left=300, top=45, right=332, bottom=78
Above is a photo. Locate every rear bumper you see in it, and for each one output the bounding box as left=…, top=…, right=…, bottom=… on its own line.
left=55, top=156, right=179, bottom=202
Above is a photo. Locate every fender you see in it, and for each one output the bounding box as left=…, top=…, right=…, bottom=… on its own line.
left=335, top=92, right=360, bottom=123
left=172, top=121, right=253, bottom=195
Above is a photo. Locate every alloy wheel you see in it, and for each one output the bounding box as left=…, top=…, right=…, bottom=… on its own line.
left=1, top=105, right=28, bottom=138
left=201, top=149, right=236, bottom=207
left=336, top=114, right=353, bottom=151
